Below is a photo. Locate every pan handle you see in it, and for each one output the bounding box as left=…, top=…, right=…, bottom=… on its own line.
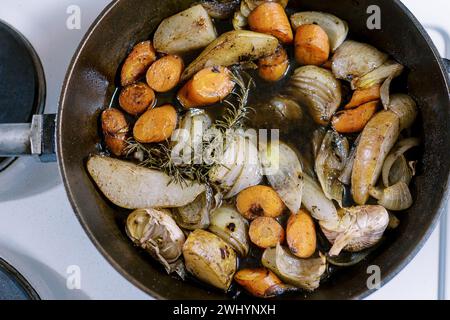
left=0, top=114, right=56, bottom=163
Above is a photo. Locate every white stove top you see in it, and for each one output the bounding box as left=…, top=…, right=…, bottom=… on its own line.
left=0, top=0, right=448, bottom=300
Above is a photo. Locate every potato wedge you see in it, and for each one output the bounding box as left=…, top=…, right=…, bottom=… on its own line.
left=234, top=268, right=288, bottom=298
left=286, top=210, right=316, bottom=258
left=181, top=30, right=279, bottom=81
left=351, top=110, right=400, bottom=204
left=120, top=41, right=157, bottom=86
left=153, top=5, right=217, bottom=55
left=183, top=230, right=237, bottom=291
left=87, top=155, right=205, bottom=209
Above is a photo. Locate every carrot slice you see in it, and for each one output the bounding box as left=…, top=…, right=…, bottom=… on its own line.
left=146, top=55, right=184, bottom=92
left=294, top=24, right=330, bottom=66
left=133, top=104, right=178, bottom=143
left=101, top=108, right=129, bottom=156
left=177, top=66, right=235, bottom=108
left=249, top=216, right=285, bottom=249
left=286, top=209, right=317, bottom=258
left=236, top=185, right=286, bottom=220
left=119, top=82, right=155, bottom=115
left=345, top=85, right=381, bottom=109
left=332, top=100, right=379, bottom=133
left=120, top=41, right=157, bottom=86
left=234, top=268, right=285, bottom=298
left=248, top=2, right=293, bottom=44
left=258, top=46, right=289, bottom=82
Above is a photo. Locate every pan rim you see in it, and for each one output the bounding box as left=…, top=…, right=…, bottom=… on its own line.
left=57, top=0, right=450, bottom=300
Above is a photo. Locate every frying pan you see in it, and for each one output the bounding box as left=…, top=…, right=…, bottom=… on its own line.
left=0, top=0, right=449, bottom=299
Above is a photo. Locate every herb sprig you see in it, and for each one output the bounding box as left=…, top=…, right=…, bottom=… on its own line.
left=124, top=68, right=254, bottom=186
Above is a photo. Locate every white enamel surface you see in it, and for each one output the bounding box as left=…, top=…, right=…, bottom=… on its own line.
left=0, top=0, right=448, bottom=300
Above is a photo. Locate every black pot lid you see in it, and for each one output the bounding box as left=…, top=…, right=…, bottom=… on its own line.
left=0, top=20, right=46, bottom=171
left=0, top=258, right=40, bottom=300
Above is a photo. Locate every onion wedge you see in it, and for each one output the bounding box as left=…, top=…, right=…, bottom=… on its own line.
left=87, top=155, right=205, bottom=209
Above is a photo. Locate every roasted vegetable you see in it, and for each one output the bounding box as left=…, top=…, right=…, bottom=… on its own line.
left=286, top=210, right=317, bottom=258
left=315, top=130, right=349, bottom=206
left=120, top=41, right=157, bottom=86
left=171, top=109, right=212, bottom=164
left=209, top=134, right=242, bottom=192
left=133, top=104, right=178, bottom=143
left=353, top=60, right=403, bottom=90
left=260, top=142, right=304, bottom=214
left=321, top=205, right=389, bottom=256
left=153, top=5, right=217, bottom=55
left=345, top=85, right=381, bottom=109
left=382, top=137, right=420, bottom=187
left=178, top=66, right=235, bottom=108
left=119, top=83, right=155, bottom=116
left=233, top=0, right=289, bottom=30
left=234, top=268, right=291, bottom=298
left=290, top=11, right=348, bottom=52
left=262, top=244, right=326, bottom=291
left=199, top=0, right=241, bottom=19
left=146, top=55, right=184, bottom=93
left=249, top=96, right=303, bottom=133
left=331, top=40, right=388, bottom=82
left=332, top=100, right=379, bottom=133
left=338, top=134, right=361, bottom=185
left=369, top=182, right=413, bottom=211
left=387, top=94, right=418, bottom=131
left=183, top=229, right=237, bottom=291
left=294, top=24, right=330, bottom=66
left=258, top=46, right=290, bottom=82
left=236, top=185, right=286, bottom=220
left=288, top=66, right=342, bottom=125
left=302, top=173, right=339, bottom=224
left=126, top=208, right=185, bottom=277
left=173, top=188, right=212, bottom=230
left=351, top=110, right=400, bottom=205
left=181, top=30, right=279, bottom=81
left=249, top=216, right=285, bottom=248
left=248, top=2, right=293, bottom=44
left=380, top=66, right=404, bottom=109
left=87, top=155, right=205, bottom=209
left=209, top=206, right=250, bottom=257
left=225, top=134, right=263, bottom=199
left=101, top=108, right=129, bottom=156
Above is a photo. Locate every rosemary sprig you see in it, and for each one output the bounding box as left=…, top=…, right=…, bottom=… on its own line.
left=124, top=139, right=213, bottom=186
left=215, top=69, right=255, bottom=131
left=124, top=68, right=255, bottom=186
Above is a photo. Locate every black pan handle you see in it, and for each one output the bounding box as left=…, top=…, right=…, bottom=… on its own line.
left=0, top=114, right=56, bottom=163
